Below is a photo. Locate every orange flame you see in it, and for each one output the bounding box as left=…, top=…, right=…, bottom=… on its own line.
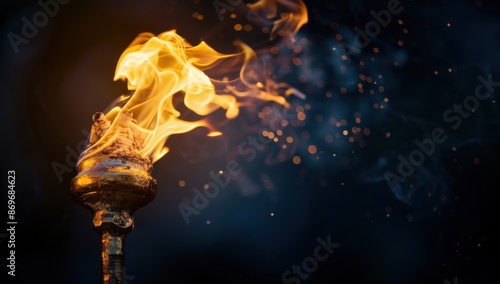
left=79, top=0, right=307, bottom=165
left=247, top=0, right=308, bottom=41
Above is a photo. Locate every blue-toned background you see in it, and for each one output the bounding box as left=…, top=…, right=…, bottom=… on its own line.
left=1, top=0, right=499, bottom=283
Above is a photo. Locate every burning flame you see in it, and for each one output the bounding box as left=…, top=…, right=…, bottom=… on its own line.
left=79, top=0, right=307, bottom=165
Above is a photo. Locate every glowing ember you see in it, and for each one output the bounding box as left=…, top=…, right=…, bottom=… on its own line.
left=78, top=0, right=307, bottom=166
left=207, top=131, right=223, bottom=137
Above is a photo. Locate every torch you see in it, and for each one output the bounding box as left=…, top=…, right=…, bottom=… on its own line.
left=68, top=1, right=307, bottom=283
left=71, top=112, right=156, bottom=283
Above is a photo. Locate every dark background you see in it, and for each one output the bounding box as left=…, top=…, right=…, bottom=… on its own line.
left=1, top=0, right=500, bottom=283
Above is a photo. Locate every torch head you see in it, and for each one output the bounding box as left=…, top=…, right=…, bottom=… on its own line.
left=71, top=154, right=157, bottom=234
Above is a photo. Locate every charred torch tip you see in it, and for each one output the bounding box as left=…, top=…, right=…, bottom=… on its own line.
left=93, top=112, right=105, bottom=122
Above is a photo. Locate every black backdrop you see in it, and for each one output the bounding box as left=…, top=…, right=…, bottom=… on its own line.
left=1, top=0, right=500, bottom=283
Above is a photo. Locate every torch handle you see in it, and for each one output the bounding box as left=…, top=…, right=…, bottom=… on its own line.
left=101, top=232, right=125, bottom=284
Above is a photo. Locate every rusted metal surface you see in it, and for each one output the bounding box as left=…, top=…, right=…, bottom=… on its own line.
left=101, top=233, right=125, bottom=284
left=71, top=154, right=157, bottom=284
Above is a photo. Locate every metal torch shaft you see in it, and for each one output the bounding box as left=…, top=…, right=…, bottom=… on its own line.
left=101, top=232, right=125, bottom=284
